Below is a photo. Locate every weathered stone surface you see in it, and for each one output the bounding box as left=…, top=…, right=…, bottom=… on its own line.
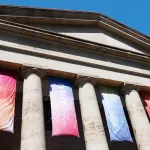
left=77, top=79, right=109, bottom=150
left=21, top=69, right=46, bottom=150
left=122, top=84, right=150, bottom=150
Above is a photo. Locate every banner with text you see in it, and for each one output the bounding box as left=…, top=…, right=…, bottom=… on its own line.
left=0, top=70, right=16, bottom=133
left=49, top=77, right=79, bottom=137
left=100, top=86, right=132, bottom=142
left=139, top=91, right=150, bottom=117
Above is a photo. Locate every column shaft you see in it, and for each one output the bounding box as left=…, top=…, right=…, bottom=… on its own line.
left=124, top=88, right=150, bottom=150
left=79, top=82, right=108, bottom=150
left=21, top=70, right=46, bottom=150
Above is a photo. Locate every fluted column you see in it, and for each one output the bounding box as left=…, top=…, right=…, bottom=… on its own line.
left=76, top=75, right=109, bottom=150
left=122, top=83, right=150, bottom=150
left=21, top=68, right=46, bottom=150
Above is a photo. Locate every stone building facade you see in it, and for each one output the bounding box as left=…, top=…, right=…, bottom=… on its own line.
left=0, top=5, right=149, bottom=150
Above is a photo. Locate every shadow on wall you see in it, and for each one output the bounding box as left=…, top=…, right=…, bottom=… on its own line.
left=99, top=101, right=138, bottom=150
left=0, top=131, right=14, bottom=150
left=95, top=86, right=138, bottom=150
left=44, top=96, right=86, bottom=150
left=42, top=78, right=86, bottom=150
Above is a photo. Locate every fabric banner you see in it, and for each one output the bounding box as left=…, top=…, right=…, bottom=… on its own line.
left=49, top=77, right=79, bottom=137
left=100, top=86, right=132, bottom=142
left=0, top=70, right=16, bottom=133
left=139, top=91, right=150, bottom=117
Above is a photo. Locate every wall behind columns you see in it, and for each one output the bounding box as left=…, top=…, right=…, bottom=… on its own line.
left=45, top=101, right=86, bottom=150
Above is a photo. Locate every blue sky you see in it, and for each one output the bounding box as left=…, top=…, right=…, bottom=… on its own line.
left=0, top=0, right=150, bottom=36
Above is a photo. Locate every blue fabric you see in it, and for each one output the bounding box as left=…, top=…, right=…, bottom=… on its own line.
left=48, top=77, right=79, bottom=137
left=101, top=88, right=132, bottom=142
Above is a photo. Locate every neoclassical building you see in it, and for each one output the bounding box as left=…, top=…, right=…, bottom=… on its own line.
left=0, top=5, right=150, bottom=150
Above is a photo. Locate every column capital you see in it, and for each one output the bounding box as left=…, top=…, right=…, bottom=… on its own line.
left=121, top=82, right=142, bottom=94
left=21, top=67, right=45, bottom=79
left=74, top=74, right=99, bottom=87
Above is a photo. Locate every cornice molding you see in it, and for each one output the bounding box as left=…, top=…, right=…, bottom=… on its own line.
left=0, top=19, right=149, bottom=60
left=0, top=19, right=150, bottom=79
left=99, top=17, right=150, bottom=49
left=0, top=5, right=149, bottom=50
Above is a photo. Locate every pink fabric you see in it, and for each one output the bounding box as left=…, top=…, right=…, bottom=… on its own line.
left=49, top=77, right=79, bottom=137
left=139, top=91, right=150, bottom=117
left=0, top=70, right=16, bottom=133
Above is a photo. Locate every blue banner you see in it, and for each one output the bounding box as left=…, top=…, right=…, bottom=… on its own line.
left=100, top=86, right=132, bottom=142
left=49, top=77, right=79, bottom=137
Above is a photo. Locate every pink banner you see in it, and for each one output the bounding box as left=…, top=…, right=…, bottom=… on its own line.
left=0, top=70, right=16, bottom=133
left=139, top=91, right=150, bottom=117
left=49, top=77, right=79, bottom=137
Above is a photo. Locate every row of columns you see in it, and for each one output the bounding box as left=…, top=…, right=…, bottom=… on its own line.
left=20, top=68, right=150, bottom=150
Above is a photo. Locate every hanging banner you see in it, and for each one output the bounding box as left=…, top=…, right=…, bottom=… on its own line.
left=0, top=70, right=16, bottom=133
left=49, top=77, right=79, bottom=137
left=139, top=91, right=150, bottom=117
left=100, top=86, right=132, bottom=142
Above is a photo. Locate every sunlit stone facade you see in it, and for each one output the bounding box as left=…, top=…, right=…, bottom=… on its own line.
left=0, top=5, right=149, bottom=150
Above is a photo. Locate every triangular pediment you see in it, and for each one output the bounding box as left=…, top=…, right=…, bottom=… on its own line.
left=0, top=17, right=149, bottom=61
left=28, top=24, right=148, bottom=54
left=0, top=5, right=149, bottom=54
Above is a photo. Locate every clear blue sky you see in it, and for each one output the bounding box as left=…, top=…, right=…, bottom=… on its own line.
left=0, top=0, right=150, bottom=36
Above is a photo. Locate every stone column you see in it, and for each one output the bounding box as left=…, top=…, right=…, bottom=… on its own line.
left=76, top=75, right=109, bottom=150
left=122, top=83, right=150, bottom=150
left=21, top=68, right=46, bottom=150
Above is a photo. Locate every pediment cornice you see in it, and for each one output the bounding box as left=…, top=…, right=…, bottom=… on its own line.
left=0, top=18, right=150, bottom=66
left=0, top=5, right=149, bottom=50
